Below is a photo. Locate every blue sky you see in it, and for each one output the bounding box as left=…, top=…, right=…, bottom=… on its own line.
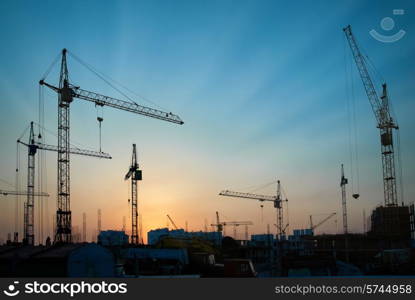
left=0, top=0, right=414, bottom=243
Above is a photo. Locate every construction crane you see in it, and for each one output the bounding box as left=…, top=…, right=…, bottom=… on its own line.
left=273, top=223, right=289, bottom=234
left=219, top=180, right=288, bottom=236
left=125, top=144, right=142, bottom=244
left=0, top=190, right=49, bottom=244
left=210, top=211, right=252, bottom=237
left=309, top=212, right=336, bottom=233
left=166, top=214, right=179, bottom=230
left=212, top=211, right=223, bottom=233
left=40, top=49, right=183, bottom=243
left=17, top=121, right=111, bottom=245
left=344, top=25, right=399, bottom=207
left=211, top=221, right=253, bottom=238
left=340, top=164, right=348, bottom=234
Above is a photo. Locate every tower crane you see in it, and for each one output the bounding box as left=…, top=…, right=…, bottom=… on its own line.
left=210, top=212, right=253, bottom=238
left=40, top=49, right=183, bottom=243
left=309, top=212, right=336, bottom=234
left=1, top=190, right=49, bottom=244
left=17, top=121, right=111, bottom=245
left=340, top=164, right=348, bottom=234
left=343, top=25, right=399, bottom=207
left=212, top=211, right=223, bottom=233
left=167, top=214, right=179, bottom=230
left=125, top=144, right=142, bottom=245
left=219, top=180, right=288, bottom=236
left=211, top=221, right=253, bottom=238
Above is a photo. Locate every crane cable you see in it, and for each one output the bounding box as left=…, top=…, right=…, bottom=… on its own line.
left=40, top=51, right=61, bottom=81
left=343, top=35, right=360, bottom=197
left=396, top=130, right=405, bottom=204
left=386, top=92, right=404, bottom=205
left=96, top=106, right=104, bottom=152
left=15, top=142, right=21, bottom=238
left=67, top=51, right=168, bottom=111
left=0, top=178, right=14, bottom=187
left=38, top=84, right=47, bottom=244
left=31, top=121, right=96, bottom=152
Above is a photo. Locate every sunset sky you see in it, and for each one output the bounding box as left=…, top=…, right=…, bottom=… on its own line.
left=0, top=0, right=414, bottom=244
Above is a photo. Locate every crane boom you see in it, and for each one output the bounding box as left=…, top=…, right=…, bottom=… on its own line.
left=17, top=141, right=112, bottom=159
left=40, top=81, right=184, bottom=125
left=310, top=213, right=336, bottom=231
left=343, top=25, right=383, bottom=124
left=343, top=25, right=399, bottom=207
left=219, top=190, right=276, bottom=202
left=167, top=214, right=179, bottom=230
left=221, top=221, right=253, bottom=226
left=0, top=190, right=49, bottom=197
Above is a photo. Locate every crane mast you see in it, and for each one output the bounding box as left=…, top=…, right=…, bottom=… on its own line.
left=17, top=121, right=111, bottom=245
left=340, top=164, right=348, bottom=234
left=26, top=122, right=36, bottom=245
left=40, top=49, right=183, bottom=243
left=275, top=180, right=284, bottom=236
left=215, top=211, right=223, bottom=232
left=125, top=144, right=142, bottom=244
left=343, top=25, right=399, bottom=207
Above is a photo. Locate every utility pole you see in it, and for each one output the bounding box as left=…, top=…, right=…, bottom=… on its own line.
left=40, top=49, right=183, bottom=243
left=82, top=213, right=86, bottom=242
left=245, top=224, right=249, bottom=241
left=139, top=214, right=144, bottom=244
left=363, top=209, right=366, bottom=233
left=122, top=216, right=126, bottom=232
left=97, top=209, right=102, bottom=235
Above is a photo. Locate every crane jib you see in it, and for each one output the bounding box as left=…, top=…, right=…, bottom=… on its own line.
left=74, top=88, right=184, bottom=124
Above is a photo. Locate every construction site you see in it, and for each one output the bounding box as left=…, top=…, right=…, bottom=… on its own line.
left=0, top=15, right=414, bottom=278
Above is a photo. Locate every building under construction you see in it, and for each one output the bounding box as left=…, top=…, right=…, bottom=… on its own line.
left=370, top=205, right=411, bottom=240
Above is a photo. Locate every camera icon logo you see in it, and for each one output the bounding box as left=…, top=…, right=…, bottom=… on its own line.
left=3, top=281, right=20, bottom=297
left=370, top=9, right=406, bottom=43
